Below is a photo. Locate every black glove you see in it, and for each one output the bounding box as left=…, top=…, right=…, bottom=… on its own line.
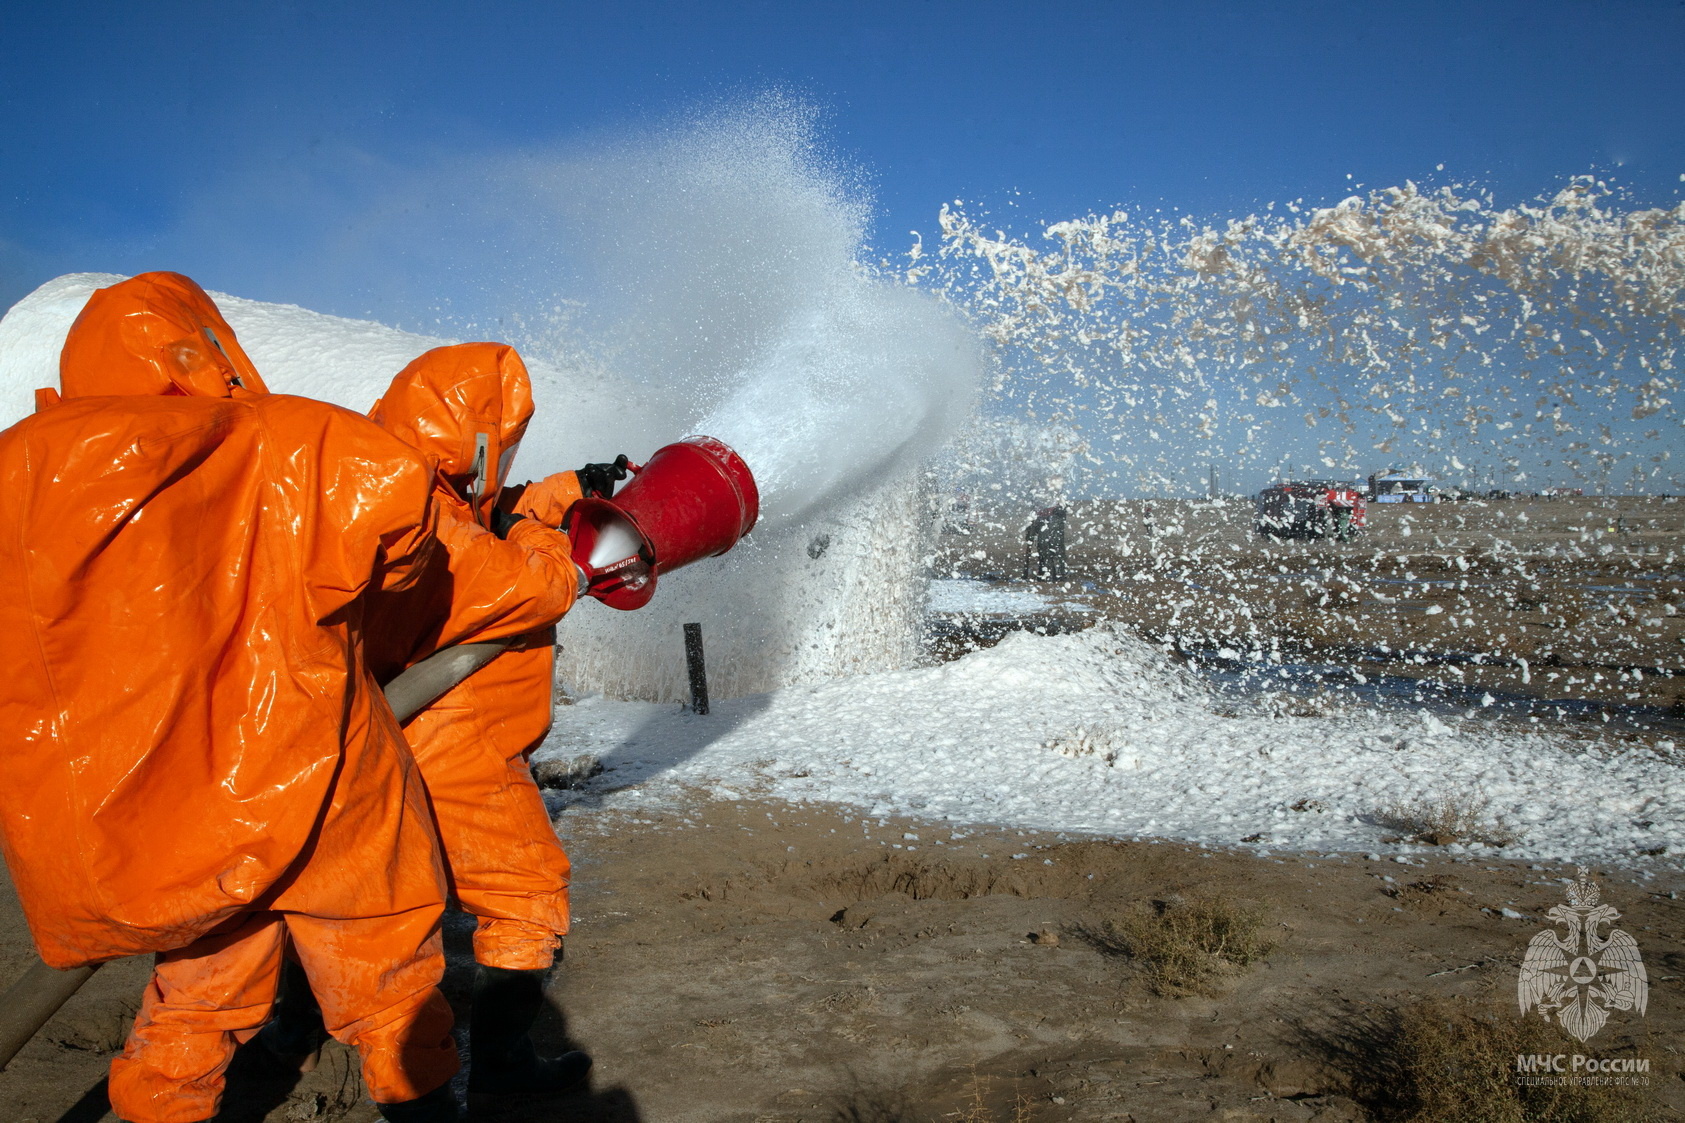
left=576, top=454, right=631, bottom=499
left=491, top=509, right=527, bottom=539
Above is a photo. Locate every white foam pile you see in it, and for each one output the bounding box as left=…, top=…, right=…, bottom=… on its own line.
left=538, top=626, right=1681, bottom=868
left=5, top=100, right=1676, bottom=868
left=0, top=272, right=454, bottom=425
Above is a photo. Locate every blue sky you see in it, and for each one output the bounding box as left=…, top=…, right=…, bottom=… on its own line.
left=3, top=0, right=1682, bottom=320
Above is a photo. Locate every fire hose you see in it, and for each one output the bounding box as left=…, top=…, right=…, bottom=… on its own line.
left=0, top=638, right=513, bottom=1073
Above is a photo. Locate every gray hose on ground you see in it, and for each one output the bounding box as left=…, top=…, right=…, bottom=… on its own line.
left=0, top=962, right=99, bottom=1071
left=0, top=638, right=515, bottom=1072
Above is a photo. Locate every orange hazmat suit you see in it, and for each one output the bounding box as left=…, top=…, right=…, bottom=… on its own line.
left=365, top=343, right=584, bottom=971
left=0, top=273, right=457, bottom=1121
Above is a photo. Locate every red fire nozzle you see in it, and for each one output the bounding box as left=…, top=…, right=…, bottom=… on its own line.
left=562, top=435, right=760, bottom=610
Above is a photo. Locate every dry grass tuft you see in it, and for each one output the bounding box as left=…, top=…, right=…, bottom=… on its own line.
left=1303, top=996, right=1666, bottom=1122
left=1375, top=792, right=1519, bottom=847
left=951, top=1069, right=1036, bottom=1123
left=1073, top=894, right=1274, bottom=995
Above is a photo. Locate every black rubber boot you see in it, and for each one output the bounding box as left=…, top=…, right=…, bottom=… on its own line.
left=466, top=964, right=592, bottom=1096
left=376, top=1082, right=461, bottom=1122
left=257, top=955, right=326, bottom=1073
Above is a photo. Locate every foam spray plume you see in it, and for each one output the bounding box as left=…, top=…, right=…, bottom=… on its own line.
left=504, top=103, right=981, bottom=700
left=498, top=102, right=981, bottom=531
left=0, top=101, right=984, bottom=703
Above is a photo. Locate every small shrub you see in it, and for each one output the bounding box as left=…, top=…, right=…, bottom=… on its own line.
left=1346, top=997, right=1666, bottom=1122
left=1376, top=792, right=1519, bottom=847
left=1075, top=894, right=1274, bottom=995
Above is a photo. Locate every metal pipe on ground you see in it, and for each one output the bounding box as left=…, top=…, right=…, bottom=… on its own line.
left=0, top=637, right=516, bottom=1072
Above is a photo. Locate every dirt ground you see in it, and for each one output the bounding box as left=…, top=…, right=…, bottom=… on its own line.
left=2, top=796, right=1681, bottom=1122
left=935, top=496, right=1685, bottom=723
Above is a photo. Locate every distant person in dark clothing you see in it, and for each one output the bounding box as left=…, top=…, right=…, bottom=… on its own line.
left=1024, top=505, right=1067, bottom=580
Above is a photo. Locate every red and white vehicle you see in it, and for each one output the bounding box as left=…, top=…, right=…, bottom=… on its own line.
left=1254, top=480, right=1367, bottom=541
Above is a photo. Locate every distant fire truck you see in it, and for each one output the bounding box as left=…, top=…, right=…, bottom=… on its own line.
left=1254, top=480, right=1367, bottom=540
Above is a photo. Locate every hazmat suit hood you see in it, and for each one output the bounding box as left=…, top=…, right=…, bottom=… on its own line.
left=369, top=343, right=533, bottom=528
left=58, top=271, right=269, bottom=400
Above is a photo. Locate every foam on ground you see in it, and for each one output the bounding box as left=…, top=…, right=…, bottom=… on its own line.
left=538, top=626, right=1681, bottom=868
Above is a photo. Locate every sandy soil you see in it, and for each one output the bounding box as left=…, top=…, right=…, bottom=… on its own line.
left=3, top=795, right=1681, bottom=1122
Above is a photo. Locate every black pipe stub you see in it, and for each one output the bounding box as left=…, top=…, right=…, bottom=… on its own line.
left=684, top=622, right=710, bottom=715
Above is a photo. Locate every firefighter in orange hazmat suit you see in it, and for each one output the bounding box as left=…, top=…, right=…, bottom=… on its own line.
left=0, top=273, right=460, bottom=1123
left=265, top=342, right=629, bottom=1094
left=355, top=343, right=628, bottom=1096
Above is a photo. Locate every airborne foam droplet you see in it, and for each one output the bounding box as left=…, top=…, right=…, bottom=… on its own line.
left=7, top=103, right=1679, bottom=707
left=920, top=178, right=1684, bottom=495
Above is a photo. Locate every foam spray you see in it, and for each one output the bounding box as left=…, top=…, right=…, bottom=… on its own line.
left=501, top=102, right=983, bottom=698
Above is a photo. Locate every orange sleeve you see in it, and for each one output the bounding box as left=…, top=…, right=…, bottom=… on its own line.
left=282, top=397, right=441, bottom=608
left=427, top=509, right=580, bottom=651
left=508, top=471, right=584, bottom=528
left=372, top=464, right=439, bottom=596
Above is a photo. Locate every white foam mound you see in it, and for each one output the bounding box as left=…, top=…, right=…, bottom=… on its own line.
left=0, top=272, right=454, bottom=429
left=539, top=626, right=1683, bottom=867
left=0, top=273, right=118, bottom=420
